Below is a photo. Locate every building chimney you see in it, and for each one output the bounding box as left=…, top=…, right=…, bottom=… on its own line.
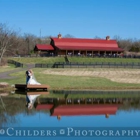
left=106, top=36, right=110, bottom=40
left=58, top=33, right=62, bottom=39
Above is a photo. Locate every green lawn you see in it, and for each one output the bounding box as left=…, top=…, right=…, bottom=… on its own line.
left=68, top=57, right=140, bottom=64
left=0, top=65, right=15, bottom=72
left=9, top=57, right=65, bottom=64
left=1, top=57, right=140, bottom=91
left=8, top=57, right=140, bottom=64
left=0, top=68, right=140, bottom=90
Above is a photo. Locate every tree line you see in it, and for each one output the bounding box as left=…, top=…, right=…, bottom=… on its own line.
left=0, top=23, right=140, bottom=65
left=0, top=23, right=51, bottom=65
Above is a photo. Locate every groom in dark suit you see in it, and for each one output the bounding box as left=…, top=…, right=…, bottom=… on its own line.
left=26, top=70, right=31, bottom=84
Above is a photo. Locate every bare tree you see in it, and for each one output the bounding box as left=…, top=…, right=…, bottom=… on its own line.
left=94, top=36, right=102, bottom=39
left=24, top=33, right=41, bottom=55
left=0, top=23, right=18, bottom=65
left=63, top=34, right=75, bottom=38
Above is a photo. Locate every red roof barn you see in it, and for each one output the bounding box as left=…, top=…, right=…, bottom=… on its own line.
left=34, top=34, right=123, bottom=56
left=34, top=44, right=54, bottom=56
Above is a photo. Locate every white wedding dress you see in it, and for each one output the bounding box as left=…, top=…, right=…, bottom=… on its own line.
left=27, top=72, right=41, bottom=109
left=27, top=94, right=40, bottom=109
left=27, top=74, right=41, bottom=85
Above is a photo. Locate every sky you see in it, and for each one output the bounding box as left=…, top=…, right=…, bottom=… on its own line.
left=0, top=0, right=140, bottom=39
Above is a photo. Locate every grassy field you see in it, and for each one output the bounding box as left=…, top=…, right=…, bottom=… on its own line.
left=9, top=57, right=65, bottom=64
left=0, top=65, right=15, bottom=72
left=9, top=56, right=140, bottom=64
left=0, top=67, right=140, bottom=90
left=68, top=57, right=140, bottom=64
left=1, top=57, right=140, bottom=91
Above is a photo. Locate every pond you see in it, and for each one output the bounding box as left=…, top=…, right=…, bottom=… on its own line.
left=0, top=90, right=140, bottom=140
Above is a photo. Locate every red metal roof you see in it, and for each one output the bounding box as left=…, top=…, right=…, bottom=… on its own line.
left=51, top=38, right=117, bottom=44
left=35, top=44, right=54, bottom=50
left=51, top=37, right=123, bottom=51
left=51, top=104, right=118, bottom=116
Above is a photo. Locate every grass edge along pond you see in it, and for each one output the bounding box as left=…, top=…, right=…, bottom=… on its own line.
left=0, top=67, right=140, bottom=90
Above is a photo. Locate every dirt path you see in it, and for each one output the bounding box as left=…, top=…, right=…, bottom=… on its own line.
left=0, top=64, right=35, bottom=79
left=43, top=68, right=140, bottom=84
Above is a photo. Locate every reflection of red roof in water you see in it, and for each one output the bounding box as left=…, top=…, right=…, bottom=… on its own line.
left=51, top=105, right=118, bottom=116
left=36, top=104, right=53, bottom=110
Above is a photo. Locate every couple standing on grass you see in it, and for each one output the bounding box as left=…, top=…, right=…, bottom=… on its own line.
left=25, top=69, right=41, bottom=109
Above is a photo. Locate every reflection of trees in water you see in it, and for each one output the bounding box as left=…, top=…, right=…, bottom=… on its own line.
left=0, top=96, right=38, bottom=127
left=119, top=98, right=140, bottom=111
left=0, top=112, right=17, bottom=127
left=38, top=97, right=140, bottom=112
left=0, top=96, right=140, bottom=126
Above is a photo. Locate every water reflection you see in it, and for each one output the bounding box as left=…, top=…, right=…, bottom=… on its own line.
left=0, top=96, right=25, bottom=127
left=26, top=94, right=40, bottom=109
left=35, top=95, right=140, bottom=120
left=0, top=90, right=140, bottom=127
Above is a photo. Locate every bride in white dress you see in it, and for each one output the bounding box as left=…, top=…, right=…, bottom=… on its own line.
left=27, top=94, right=40, bottom=109
left=27, top=69, right=41, bottom=85
left=26, top=69, right=41, bottom=109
